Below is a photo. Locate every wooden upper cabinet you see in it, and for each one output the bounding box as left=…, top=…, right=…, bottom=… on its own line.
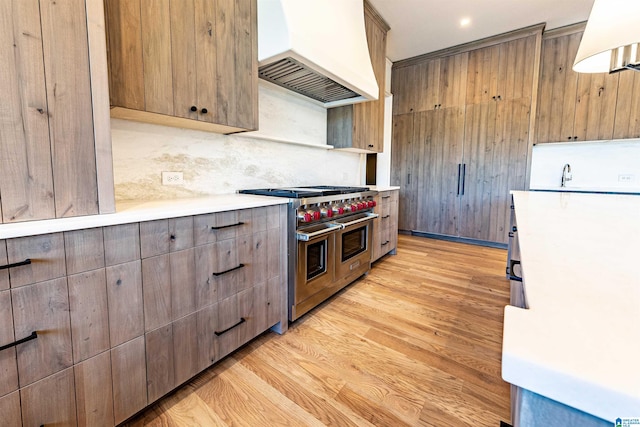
left=614, top=71, right=640, bottom=139
left=393, top=52, right=468, bottom=115
left=0, top=0, right=114, bottom=224
left=327, top=1, right=389, bottom=153
left=105, top=0, right=259, bottom=134
left=536, top=27, right=621, bottom=143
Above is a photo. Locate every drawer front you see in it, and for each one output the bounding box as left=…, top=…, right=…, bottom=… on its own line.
left=74, top=351, right=115, bottom=427
left=111, top=336, right=147, bottom=425
left=103, top=223, right=141, bottom=266
left=0, top=290, right=18, bottom=397
left=5, top=233, right=66, bottom=288
left=20, top=367, right=77, bottom=427
left=106, top=260, right=144, bottom=347
left=216, top=288, right=255, bottom=359
left=0, top=391, right=21, bottom=427
left=194, top=209, right=253, bottom=245
left=140, top=219, right=170, bottom=258
left=12, top=278, right=72, bottom=387
left=64, top=228, right=105, bottom=275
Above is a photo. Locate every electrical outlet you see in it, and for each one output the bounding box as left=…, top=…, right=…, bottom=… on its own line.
left=618, top=174, right=635, bottom=183
left=162, top=171, right=184, bottom=186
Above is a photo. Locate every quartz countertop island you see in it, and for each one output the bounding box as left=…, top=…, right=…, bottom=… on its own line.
left=502, top=190, right=640, bottom=422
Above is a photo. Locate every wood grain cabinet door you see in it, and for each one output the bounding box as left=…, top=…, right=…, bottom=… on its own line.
left=74, top=351, right=115, bottom=427
left=12, top=277, right=73, bottom=387
left=0, top=291, right=19, bottom=398
left=20, top=367, right=77, bottom=427
left=391, top=113, right=418, bottom=232
left=106, top=260, right=144, bottom=347
left=0, top=391, right=22, bottom=427
left=216, top=288, right=255, bottom=359
left=111, top=335, right=147, bottom=425
left=5, top=232, right=66, bottom=288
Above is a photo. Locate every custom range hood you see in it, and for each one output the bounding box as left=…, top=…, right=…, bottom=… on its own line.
left=257, top=0, right=379, bottom=107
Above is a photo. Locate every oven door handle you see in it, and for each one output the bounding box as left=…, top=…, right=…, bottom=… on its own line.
left=334, top=213, right=379, bottom=229
left=296, top=223, right=342, bottom=241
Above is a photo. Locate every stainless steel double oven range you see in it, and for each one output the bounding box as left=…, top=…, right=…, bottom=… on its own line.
left=240, top=186, right=378, bottom=321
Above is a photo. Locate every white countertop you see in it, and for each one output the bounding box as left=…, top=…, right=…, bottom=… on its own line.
left=0, top=194, right=288, bottom=239
left=502, top=191, right=640, bottom=421
left=369, top=185, right=400, bottom=192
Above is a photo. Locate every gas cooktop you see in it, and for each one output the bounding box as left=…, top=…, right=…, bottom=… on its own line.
left=239, top=185, right=370, bottom=198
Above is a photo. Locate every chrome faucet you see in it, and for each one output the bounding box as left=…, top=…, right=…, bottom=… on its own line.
left=561, top=163, right=572, bottom=187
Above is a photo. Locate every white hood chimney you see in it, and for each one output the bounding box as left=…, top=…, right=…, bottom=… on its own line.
left=257, top=0, right=379, bottom=108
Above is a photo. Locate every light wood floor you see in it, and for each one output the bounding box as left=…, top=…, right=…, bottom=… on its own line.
left=125, top=235, right=511, bottom=427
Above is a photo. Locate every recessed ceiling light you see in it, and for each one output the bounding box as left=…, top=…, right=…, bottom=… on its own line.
left=460, top=17, right=471, bottom=27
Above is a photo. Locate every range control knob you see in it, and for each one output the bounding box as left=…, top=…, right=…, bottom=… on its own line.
left=368, top=200, right=375, bottom=208
left=351, top=204, right=358, bottom=212
left=357, top=202, right=365, bottom=210
left=334, top=206, right=345, bottom=215
left=323, top=207, right=334, bottom=218
left=302, top=212, right=312, bottom=222
left=313, top=210, right=321, bottom=221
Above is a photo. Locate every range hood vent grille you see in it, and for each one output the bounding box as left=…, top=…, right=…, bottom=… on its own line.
left=258, top=57, right=359, bottom=104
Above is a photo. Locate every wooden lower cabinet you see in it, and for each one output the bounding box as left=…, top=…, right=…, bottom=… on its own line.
left=74, top=352, right=115, bottom=427
left=21, top=368, right=77, bottom=427
left=111, top=336, right=147, bottom=425
left=0, top=391, right=21, bottom=427
left=0, top=204, right=287, bottom=426
left=372, top=190, right=399, bottom=262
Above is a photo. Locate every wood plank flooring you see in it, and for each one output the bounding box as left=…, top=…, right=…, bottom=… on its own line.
left=124, top=235, right=511, bottom=427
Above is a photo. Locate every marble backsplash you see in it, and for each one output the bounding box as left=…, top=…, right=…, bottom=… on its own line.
left=111, top=83, right=364, bottom=201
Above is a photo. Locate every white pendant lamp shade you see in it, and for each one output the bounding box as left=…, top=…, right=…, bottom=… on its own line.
left=573, top=0, right=640, bottom=73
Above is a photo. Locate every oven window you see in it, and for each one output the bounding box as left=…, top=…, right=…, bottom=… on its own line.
left=342, top=226, right=367, bottom=262
left=307, top=240, right=327, bottom=280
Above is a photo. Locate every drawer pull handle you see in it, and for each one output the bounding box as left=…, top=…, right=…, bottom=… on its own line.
left=0, top=331, right=38, bottom=352
left=382, top=215, right=390, bottom=219
left=509, top=260, right=523, bottom=282
left=381, top=195, right=391, bottom=199
left=211, top=222, right=244, bottom=230
left=0, top=258, right=31, bottom=271
left=381, top=241, right=389, bottom=246
left=214, top=317, right=246, bottom=336
left=212, top=264, right=244, bottom=276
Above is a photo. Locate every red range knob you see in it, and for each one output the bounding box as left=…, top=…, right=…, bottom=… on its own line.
left=326, top=209, right=333, bottom=218
left=313, top=211, right=321, bottom=220
left=368, top=200, right=375, bottom=208
left=303, top=213, right=312, bottom=222
left=357, top=202, right=365, bottom=210
left=351, top=204, right=357, bottom=212
left=371, top=200, right=377, bottom=207
left=337, top=207, right=345, bottom=215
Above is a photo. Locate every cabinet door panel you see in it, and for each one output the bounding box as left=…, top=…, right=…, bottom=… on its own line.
left=169, top=215, right=195, bottom=252
left=392, top=64, right=418, bottom=115
left=140, top=0, right=173, bottom=115
left=68, top=269, right=110, bottom=363
left=466, top=44, right=500, bottom=105
left=439, top=53, right=468, bottom=109
left=105, top=0, right=145, bottom=109
left=145, top=324, right=174, bottom=403
left=535, top=32, right=580, bottom=143
left=574, top=71, right=618, bottom=141
left=6, top=232, right=66, bottom=288
left=614, top=71, right=640, bottom=139
left=140, top=219, right=170, bottom=258
left=497, top=36, right=535, bottom=102
left=0, top=0, right=55, bottom=223
left=170, top=0, right=198, bottom=120
left=106, top=260, right=144, bottom=347
left=142, top=254, right=171, bottom=332
left=253, top=277, right=282, bottom=334
left=195, top=0, right=218, bottom=124
left=0, top=391, right=21, bottom=427
left=415, top=107, right=464, bottom=236
left=196, top=303, right=219, bottom=370
left=170, top=248, right=197, bottom=319
left=194, top=210, right=252, bottom=245
left=103, top=223, right=141, bottom=266
left=41, top=0, right=99, bottom=218
left=64, top=228, right=105, bottom=274
left=12, top=277, right=72, bottom=386
left=233, top=0, right=258, bottom=129
left=0, top=291, right=18, bottom=397
left=391, top=113, right=418, bottom=231
left=21, top=367, right=77, bottom=427
left=215, top=236, right=252, bottom=301
left=217, top=288, right=255, bottom=358
left=173, top=313, right=199, bottom=386
left=111, top=336, right=147, bottom=425
left=74, top=351, right=115, bottom=427
left=213, top=0, right=237, bottom=126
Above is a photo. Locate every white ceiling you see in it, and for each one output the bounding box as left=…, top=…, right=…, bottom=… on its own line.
left=368, top=0, right=595, bottom=62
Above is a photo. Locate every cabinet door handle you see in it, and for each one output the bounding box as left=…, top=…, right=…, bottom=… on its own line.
left=211, top=222, right=244, bottom=230
left=190, top=106, right=198, bottom=112
left=214, top=318, right=246, bottom=336
left=509, top=260, right=523, bottom=282
left=200, top=108, right=208, bottom=114
left=381, top=195, right=391, bottom=199
left=406, top=173, right=411, bottom=185
left=381, top=241, right=389, bottom=246
left=457, top=164, right=462, bottom=195
left=382, top=215, right=390, bottom=219
left=0, top=258, right=31, bottom=271
left=0, top=331, right=38, bottom=352
left=460, top=163, right=466, bottom=196
left=212, top=264, right=244, bottom=276
left=368, top=144, right=374, bottom=148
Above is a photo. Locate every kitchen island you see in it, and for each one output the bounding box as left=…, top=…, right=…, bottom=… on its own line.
left=503, top=190, right=640, bottom=425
